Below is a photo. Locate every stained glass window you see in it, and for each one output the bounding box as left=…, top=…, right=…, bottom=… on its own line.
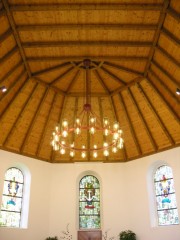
left=0, top=168, right=24, bottom=228
left=154, top=165, right=179, bottom=226
left=79, top=175, right=100, bottom=229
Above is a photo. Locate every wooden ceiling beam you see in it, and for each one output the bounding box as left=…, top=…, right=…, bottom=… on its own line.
left=94, top=70, right=110, bottom=94
left=0, top=28, right=12, bottom=42
left=151, top=60, right=179, bottom=86
left=66, top=70, right=81, bottom=93
left=100, top=66, right=126, bottom=85
left=20, top=87, right=50, bottom=153
left=32, top=62, right=71, bottom=77
left=10, top=4, right=163, bottom=11
left=50, top=66, right=74, bottom=85
left=0, top=47, right=18, bottom=66
left=67, top=92, right=109, bottom=97
left=27, top=56, right=148, bottom=62
left=156, top=45, right=180, bottom=68
left=128, top=88, right=158, bottom=150
left=144, top=0, right=169, bottom=77
left=161, top=28, right=180, bottom=47
left=2, top=0, right=31, bottom=78
left=0, top=60, right=22, bottom=84
left=166, top=7, right=180, bottom=22
left=2, top=82, right=38, bottom=146
left=23, top=41, right=152, bottom=48
left=17, top=23, right=158, bottom=31
left=103, top=61, right=143, bottom=76
left=0, top=9, right=5, bottom=17
left=118, top=92, right=142, bottom=155
left=137, top=82, right=175, bottom=145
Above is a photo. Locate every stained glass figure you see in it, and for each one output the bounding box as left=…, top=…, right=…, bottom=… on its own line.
left=154, top=165, right=179, bottom=226
left=0, top=168, right=24, bottom=227
left=79, top=175, right=100, bottom=229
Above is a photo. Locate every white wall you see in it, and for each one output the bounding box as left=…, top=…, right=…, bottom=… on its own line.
left=0, top=147, right=180, bottom=240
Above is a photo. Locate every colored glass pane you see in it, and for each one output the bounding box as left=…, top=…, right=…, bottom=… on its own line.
left=0, top=168, right=24, bottom=228
left=79, top=175, right=100, bottom=229
left=154, top=165, right=179, bottom=226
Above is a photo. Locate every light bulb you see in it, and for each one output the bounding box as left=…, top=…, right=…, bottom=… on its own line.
left=70, top=151, right=75, bottom=157
left=62, top=119, right=68, bottom=127
left=112, top=146, right=118, bottom=153
left=113, top=122, right=119, bottom=130
left=113, top=132, right=119, bottom=140
left=117, top=138, right=124, bottom=149
left=90, top=127, right=95, bottom=134
left=75, top=127, right=81, bottom=135
left=81, top=145, right=86, bottom=158
left=60, top=148, right=65, bottom=154
left=54, top=135, right=59, bottom=141
left=104, top=129, right=109, bottom=136
left=93, top=151, right=98, bottom=158
left=62, top=130, right=68, bottom=137
left=103, top=149, right=109, bottom=157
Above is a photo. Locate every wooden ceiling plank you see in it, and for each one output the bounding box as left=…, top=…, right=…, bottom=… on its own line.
left=101, top=66, right=126, bottom=85
left=144, top=0, right=170, bottom=77
left=110, top=96, right=127, bottom=161
left=17, top=23, right=158, bottom=31
left=161, top=28, right=180, bottom=47
left=0, top=60, right=22, bottom=84
left=152, top=60, right=179, bottom=86
left=67, top=92, right=109, bottom=97
left=137, top=82, right=175, bottom=145
left=156, top=46, right=180, bottom=68
left=2, top=0, right=31, bottom=77
left=32, top=62, right=71, bottom=77
left=0, top=9, right=5, bottom=18
left=149, top=69, right=179, bottom=103
left=111, top=76, right=144, bottom=96
left=103, top=61, right=143, bottom=75
left=3, top=82, right=38, bottom=146
left=118, top=92, right=142, bottom=155
left=50, top=66, right=74, bottom=85
left=128, top=88, right=158, bottom=150
left=10, top=4, right=163, bottom=11
left=147, top=76, right=179, bottom=123
left=0, top=28, right=12, bottom=42
left=166, top=7, right=180, bottom=22
left=27, top=56, right=148, bottom=62
left=23, top=41, right=152, bottom=48
left=0, top=47, right=18, bottom=66
left=0, top=72, right=27, bottom=120
left=50, top=96, right=66, bottom=163
left=20, top=87, right=50, bottom=153
left=36, top=92, right=57, bottom=157
left=66, top=70, right=81, bottom=93
left=94, top=70, right=110, bottom=94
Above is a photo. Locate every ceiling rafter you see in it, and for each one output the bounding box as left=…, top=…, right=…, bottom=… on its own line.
left=147, top=77, right=180, bottom=123
left=151, top=60, right=179, bottom=86
left=10, top=3, right=163, bottom=11
left=66, top=70, right=81, bottom=94
left=2, top=0, right=31, bottom=77
left=0, top=73, right=28, bottom=120
left=118, top=92, right=142, bottom=155
left=161, top=28, right=180, bottom=47
left=0, top=9, right=5, bottom=17
left=103, top=61, right=143, bottom=76
left=100, top=66, right=126, bottom=85
left=149, top=69, right=179, bottom=103
left=2, top=82, right=38, bottom=146
left=17, top=23, right=158, bottom=31
left=20, top=87, right=50, bottom=153
left=0, top=28, right=12, bottom=42
left=128, top=87, right=158, bottom=151
left=144, top=0, right=170, bottom=77
left=50, top=66, right=75, bottom=85
left=0, top=47, right=18, bottom=66
left=0, top=60, right=22, bottom=84
left=110, top=96, right=127, bottom=161
left=36, top=92, right=57, bottom=157
left=156, top=45, right=180, bottom=68
left=22, top=41, right=153, bottom=48
left=94, top=70, right=110, bottom=94
left=67, top=92, right=109, bottom=97
left=166, top=7, right=180, bottom=22
left=137, top=82, right=175, bottom=145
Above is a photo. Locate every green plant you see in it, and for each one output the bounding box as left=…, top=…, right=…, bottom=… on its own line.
left=119, top=230, right=136, bottom=240
left=45, top=237, right=58, bottom=240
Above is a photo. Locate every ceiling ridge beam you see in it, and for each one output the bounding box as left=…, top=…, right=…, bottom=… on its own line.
left=137, top=82, right=175, bottom=145
left=151, top=60, right=179, bottom=86
left=156, top=45, right=180, bottom=68
left=0, top=46, right=18, bottom=66
left=166, top=6, right=180, bottom=22
left=20, top=87, right=50, bottom=153
left=110, top=96, right=127, bottom=161
left=10, top=3, right=163, bottom=11
left=0, top=60, right=22, bottom=84
left=161, top=27, right=180, bottom=46
left=147, top=76, right=180, bottom=123
left=128, top=88, right=158, bottom=150
left=0, top=28, right=12, bottom=42
left=2, top=82, right=38, bottom=146
left=32, top=62, right=71, bottom=77
left=17, top=23, right=158, bottom=31
left=23, top=41, right=153, bottom=48
left=118, top=92, right=142, bottom=155
left=100, top=66, right=126, bottom=85
left=27, top=56, right=148, bottom=62
left=2, top=0, right=31, bottom=78
left=144, top=0, right=170, bottom=77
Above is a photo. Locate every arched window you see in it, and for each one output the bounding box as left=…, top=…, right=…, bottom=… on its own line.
left=79, top=175, right=100, bottom=229
left=154, top=165, right=179, bottom=226
left=0, top=167, right=24, bottom=227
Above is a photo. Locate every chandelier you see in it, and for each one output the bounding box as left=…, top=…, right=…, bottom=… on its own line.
left=51, top=59, right=123, bottom=159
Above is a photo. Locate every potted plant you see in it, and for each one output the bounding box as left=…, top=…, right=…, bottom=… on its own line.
left=45, top=237, right=58, bottom=240
left=119, top=230, right=136, bottom=240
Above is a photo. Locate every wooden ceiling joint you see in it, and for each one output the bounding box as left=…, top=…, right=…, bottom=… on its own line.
left=166, top=7, right=180, bottom=22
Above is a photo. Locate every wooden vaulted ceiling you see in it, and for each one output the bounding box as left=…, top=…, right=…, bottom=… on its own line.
left=0, top=0, right=179, bottom=163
